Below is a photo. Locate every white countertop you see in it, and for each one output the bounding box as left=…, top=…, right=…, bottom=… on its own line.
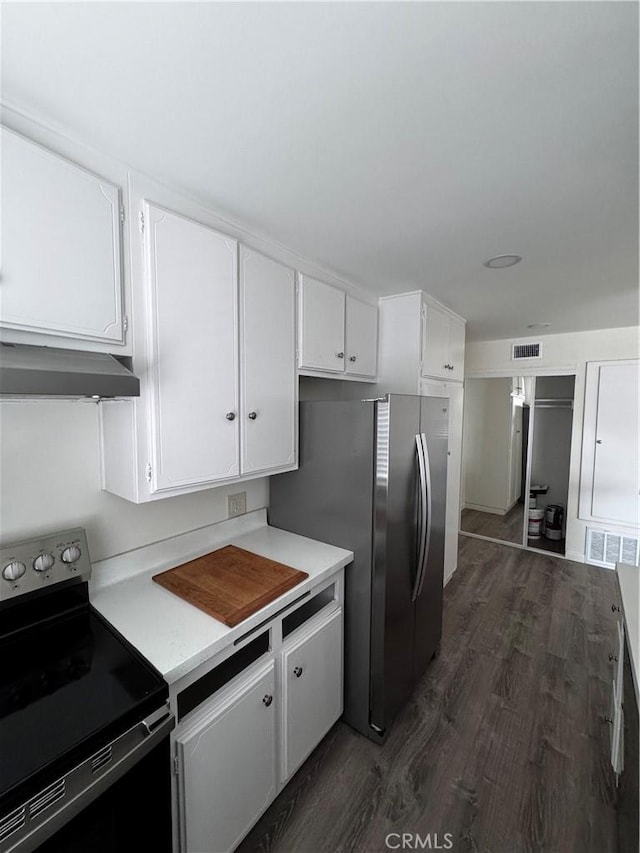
left=616, top=562, right=639, bottom=703
left=90, top=510, right=352, bottom=684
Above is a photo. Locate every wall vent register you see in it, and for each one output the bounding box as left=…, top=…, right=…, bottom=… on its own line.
left=587, top=528, right=640, bottom=569
left=512, top=343, right=542, bottom=360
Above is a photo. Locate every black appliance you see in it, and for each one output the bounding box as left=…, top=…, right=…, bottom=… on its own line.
left=0, top=529, right=174, bottom=853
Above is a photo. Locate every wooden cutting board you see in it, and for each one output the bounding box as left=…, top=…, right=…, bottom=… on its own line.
left=152, top=545, right=309, bottom=627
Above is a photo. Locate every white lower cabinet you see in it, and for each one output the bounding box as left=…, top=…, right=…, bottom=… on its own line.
left=281, top=607, right=343, bottom=782
left=175, top=661, right=277, bottom=853
left=172, top=580, right=344, bottom=853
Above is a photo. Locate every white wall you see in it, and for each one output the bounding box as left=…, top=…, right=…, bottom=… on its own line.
left=0, top=400, right=269, bottom=563
left=462, top=378, right=513, bottom=513
left=465, top=326, right=640, bottom=561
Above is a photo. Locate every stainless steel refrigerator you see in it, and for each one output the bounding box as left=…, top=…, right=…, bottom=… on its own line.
left=269, top=394, right=448, bottom=743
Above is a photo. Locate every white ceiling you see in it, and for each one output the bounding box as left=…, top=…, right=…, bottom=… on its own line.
left=2, top=2, right=638, bottom=341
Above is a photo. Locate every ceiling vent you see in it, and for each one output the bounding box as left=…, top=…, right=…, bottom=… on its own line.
left=512, top=342, right=542, bottom=360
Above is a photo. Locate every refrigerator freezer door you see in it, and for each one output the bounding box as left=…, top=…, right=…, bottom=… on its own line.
left=413, top=397, right=449, bottom=682
left=370, top=395, right=421, bottom=734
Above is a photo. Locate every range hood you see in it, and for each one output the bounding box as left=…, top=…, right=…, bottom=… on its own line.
left=0, top=343, right=140, bottom=397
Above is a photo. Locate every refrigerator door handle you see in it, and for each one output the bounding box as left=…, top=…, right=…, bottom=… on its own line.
left=412, top=433, right=428, bottom=603
left=415, top=433, right=433, bottom=599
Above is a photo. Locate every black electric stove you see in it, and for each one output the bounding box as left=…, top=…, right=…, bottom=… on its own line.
left=0, top=528, right=173, bottom=853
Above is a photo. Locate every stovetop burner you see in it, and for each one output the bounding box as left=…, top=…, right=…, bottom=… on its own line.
left=0, top=530, right=169, bottom=816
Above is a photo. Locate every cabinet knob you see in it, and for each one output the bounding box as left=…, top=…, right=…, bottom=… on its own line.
left=349, top=355, right=357, bottom=362
left=336, top=352, right=344, bottom=359
left=609, top=653, right=618, bottom=662
left=596, top=439, right=603, bottom=444
left=293, top=666, right=303, bottom=678
left=262, top=694, right=273, bottom=707
left=603, top=716, right=613, bottom=725
left=226, top=412, right=236, bottom=421
left=248, top=411, right=257, bottom=420
left=611, top=604, right=621, bottom=613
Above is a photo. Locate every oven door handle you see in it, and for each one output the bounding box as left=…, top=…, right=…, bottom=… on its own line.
left=142, top=704, right=173, bottom=735
left=3, top=704, right=175, bottom=853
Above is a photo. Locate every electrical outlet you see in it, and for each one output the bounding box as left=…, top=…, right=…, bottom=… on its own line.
left=227, top=492, right=247, bottom=518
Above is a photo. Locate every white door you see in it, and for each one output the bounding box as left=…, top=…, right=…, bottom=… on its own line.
left=240, top=247, right=297, bottom=475
left=1, top=128, right=124, bottom=344
left=592, top=363, right=639, bottom=524
left=345, top=296, right=378, bottom=378
left=143, top=201, right=239, bottom=492
left=298, top=275, right=345, bottom=372
left=176, top=662, right=277, bottom=853
left=281, top=608, right=343, bottom=782
left=421, top=304, right=450, bottom=379
left=448, top=317, right=466, bottom=382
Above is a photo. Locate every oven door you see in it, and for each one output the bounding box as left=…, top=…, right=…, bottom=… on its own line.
left=2, top=707, right=174, bottom=853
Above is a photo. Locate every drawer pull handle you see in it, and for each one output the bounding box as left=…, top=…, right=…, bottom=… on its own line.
left=293, top=666, right=303, bottom=678
left=609, top=653, right=618, bottom=662
left=262, top=694, right=273, bottom=707
left=611, top=604, right=621, bottom=613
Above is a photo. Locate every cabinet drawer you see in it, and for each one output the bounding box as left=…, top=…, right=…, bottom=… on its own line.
left=281, top=607, right=343, bottom=782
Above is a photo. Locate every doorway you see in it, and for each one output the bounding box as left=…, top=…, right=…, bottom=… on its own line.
left=460, top=374, right=575, bottom=556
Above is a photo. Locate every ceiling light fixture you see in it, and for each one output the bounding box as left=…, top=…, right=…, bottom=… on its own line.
left=483, top=254, right=522, bottom=269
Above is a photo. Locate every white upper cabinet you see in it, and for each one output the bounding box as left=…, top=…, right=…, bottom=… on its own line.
left=100, top=196, right=298, bottom=502
left=298, top=275, right=378, bottom=381
left=240, top=247, right=297, bottom=476
left=421, top=302, right=466, bottom=382
left=0, top=128, right=125, bottom=346
left=144, top=202, right=239, bottom=492
left=345, top=295, right=378, bottom=378
left=298, top=275, right=346, bottom=372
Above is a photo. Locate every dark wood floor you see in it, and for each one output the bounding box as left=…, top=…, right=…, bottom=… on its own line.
left=237, top=536, right=622, bottom=853
left=461, top=504, right=525, bottom=545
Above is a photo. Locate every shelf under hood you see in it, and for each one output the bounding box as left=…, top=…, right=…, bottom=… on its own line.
left=0, top=343, right=140, bottom=398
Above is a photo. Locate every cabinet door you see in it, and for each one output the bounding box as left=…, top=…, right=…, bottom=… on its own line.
left=240, top=248, right=297, bottom=475
left=298, top=275, right=345, bottom=372
left=421, top=303, right=450, bottom=379
left=176, top=662, right=277, bottom=853
left=448, top=317, right=466, bottom=381
left=1, top=128, right=124, bottom=344
left=592, top=363, right=639, bottom=524
left=281, top=607, right=343, bottom=782
left=345, top=296, right=378, bottom=378
left=144, top=202, right=239, bottom=492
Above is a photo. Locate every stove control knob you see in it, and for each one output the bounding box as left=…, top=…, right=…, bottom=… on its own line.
left=61, top=546, right=82, bottom=565
left=33, top=553, right=55, bottom=573
left=3, top=561, right=26, bottom=581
